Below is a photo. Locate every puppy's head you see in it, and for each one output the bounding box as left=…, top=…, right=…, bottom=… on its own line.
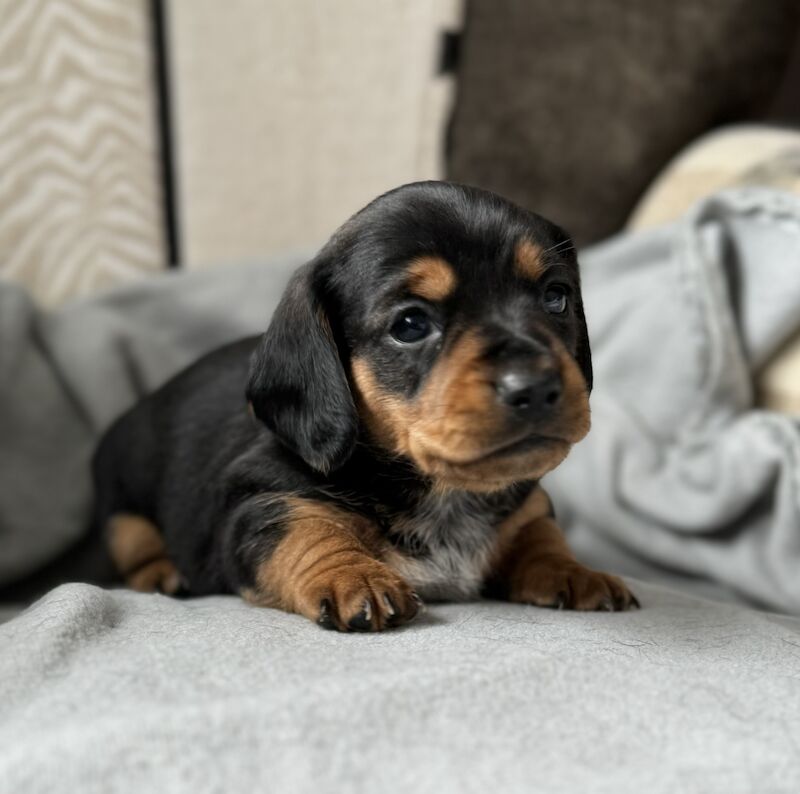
left=248, top=181, right=591, bottom=490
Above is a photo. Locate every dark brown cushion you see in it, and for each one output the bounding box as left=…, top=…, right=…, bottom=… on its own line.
left=447, top=0, right=800, bottom=244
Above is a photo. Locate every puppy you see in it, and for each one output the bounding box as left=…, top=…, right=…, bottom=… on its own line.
left=92, top=181, right=637, bottom=631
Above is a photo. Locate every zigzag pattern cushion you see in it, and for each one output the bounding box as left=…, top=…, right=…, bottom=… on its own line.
left=0, top=0, right=165, bottom=306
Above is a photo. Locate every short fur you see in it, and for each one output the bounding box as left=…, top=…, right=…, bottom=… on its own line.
left=93, top=181, right=637, bottom=632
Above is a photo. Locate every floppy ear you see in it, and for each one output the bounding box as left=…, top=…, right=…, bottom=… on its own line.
left=246, top=263, right=357, bottom=473
left=573, top=294, right=593, bottom=393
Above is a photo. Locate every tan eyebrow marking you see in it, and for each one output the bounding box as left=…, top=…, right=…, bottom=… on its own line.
left=405, top=256, right=457, bottom=301
left=514, top=239, right=547, bottom=281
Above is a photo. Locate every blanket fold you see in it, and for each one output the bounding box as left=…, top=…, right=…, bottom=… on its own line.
left=547, top=188, right=800, bottom=612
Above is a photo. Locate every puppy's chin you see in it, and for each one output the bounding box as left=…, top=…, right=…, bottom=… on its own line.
left=409, top=436, right=573, bottom=493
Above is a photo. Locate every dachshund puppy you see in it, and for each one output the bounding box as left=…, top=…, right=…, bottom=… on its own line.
left=93, top=181, right=638, bottom=631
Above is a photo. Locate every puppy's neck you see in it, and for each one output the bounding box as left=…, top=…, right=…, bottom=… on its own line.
left=334, top=441, right=535, bottom=520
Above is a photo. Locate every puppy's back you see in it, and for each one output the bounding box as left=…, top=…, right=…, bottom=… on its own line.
left=91, top=336, right=260, bottom=549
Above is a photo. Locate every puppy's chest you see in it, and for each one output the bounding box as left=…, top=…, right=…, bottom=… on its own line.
left=381, top=492, right=506, bottom=602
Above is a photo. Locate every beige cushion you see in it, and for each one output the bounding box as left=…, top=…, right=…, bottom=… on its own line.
left=169, top=0, right=462, bottom=269
left=0, top=0, right=166, bottom=306
left=628, top=125, right=800, bottom=416
left=629, top=125, right=800, bottom=229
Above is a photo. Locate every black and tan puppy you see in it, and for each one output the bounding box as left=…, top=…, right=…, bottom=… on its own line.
left=92, top=181, right=637, bottom=631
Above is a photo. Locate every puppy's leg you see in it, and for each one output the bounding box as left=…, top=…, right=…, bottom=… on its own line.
left=488, top=487, right=638, bottom=611
left=238, top=497, right=420, bottom=632
left=107, top=514, right=183, bottom=595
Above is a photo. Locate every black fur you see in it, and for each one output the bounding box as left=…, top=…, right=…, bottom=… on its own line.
left=247, top=263, right=358, bottom=474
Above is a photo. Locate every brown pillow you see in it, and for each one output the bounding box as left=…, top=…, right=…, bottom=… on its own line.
left=447, top=0, right=800, bottom=245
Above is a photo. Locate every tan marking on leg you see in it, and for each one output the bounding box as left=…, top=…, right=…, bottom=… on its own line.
left=486, top=487, right=638, bottom=611
left=108, top=514, right=165, bottom=575
left=128, top=559, right=182, bottom=595
left=107, top=513, right=182, bottom=595
left=249, top=499, right=419, bottom=631
left=514, top=239, right=546, bottom=281
left=487, top=486, right=556, bottom=573
left=406, top=256, right=457, bottom=301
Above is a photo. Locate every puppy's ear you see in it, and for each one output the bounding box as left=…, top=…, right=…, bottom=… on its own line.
left=247, top=263, right=357, bottom=473
left=573, top=292, right=593, bottom=392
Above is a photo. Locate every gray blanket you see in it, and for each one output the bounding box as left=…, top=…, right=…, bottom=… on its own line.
left=1, top=580, right=799, bottom=794
left=547, top=188, right=800, bottom=612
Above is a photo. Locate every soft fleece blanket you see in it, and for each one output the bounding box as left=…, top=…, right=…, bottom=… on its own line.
left=1, top=581, right=799, bottom=793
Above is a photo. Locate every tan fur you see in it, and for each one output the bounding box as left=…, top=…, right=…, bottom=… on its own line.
left=514, top=239, right=546, bottom=280
left=247, top=498, right=417, bottom=631
left=353, top=332, right=499, bottom=464
left=107, top=514, right=182, bottom=595
left=127, top=559, right=182, bottom=594
left=352, top=328, right=590, bottom=492
left=488, top=487, right=637, bottom=610
left=351, top=357, right=414, bottom=454
left=411, top=330, right=507, bottom=462
left=406, top=256, right=457, bottom=301
left=553, top=342, right=592, bottom=441
left=487, top=486, right=556, bottom=573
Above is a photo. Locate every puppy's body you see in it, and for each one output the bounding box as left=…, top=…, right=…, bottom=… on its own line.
left=94, top=181, right=637, bottom=630
left=94, top=337, right=528, bottom=601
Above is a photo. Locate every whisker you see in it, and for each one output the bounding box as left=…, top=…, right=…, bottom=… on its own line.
left=541, top=238, right=575, bottom=257
left=544, top=237, right=573, bottom=251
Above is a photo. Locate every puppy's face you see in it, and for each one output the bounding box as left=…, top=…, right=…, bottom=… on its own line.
left=248, top=182, right=592, bottom=491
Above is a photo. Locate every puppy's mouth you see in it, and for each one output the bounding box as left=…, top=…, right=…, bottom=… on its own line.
left=418, top=429, right=567, bottom=466
left=410, top=432, right=572, bottom=492
left=460, top=432, right=567, bottom=464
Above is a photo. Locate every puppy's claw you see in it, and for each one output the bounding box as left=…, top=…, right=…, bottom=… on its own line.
left=347, top=599, right=374, bottom=632
left=318, top=599, right=337, bottom=630
left=382, top=593, right=396, bottom=617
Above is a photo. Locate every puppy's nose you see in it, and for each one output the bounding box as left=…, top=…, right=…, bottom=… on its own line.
left=495, top=367, right=562, bottom=412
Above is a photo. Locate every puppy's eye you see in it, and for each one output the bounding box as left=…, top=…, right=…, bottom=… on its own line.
left=543, top=285, right=568, bottom=314
left=391, top=308, right=433, bottom=343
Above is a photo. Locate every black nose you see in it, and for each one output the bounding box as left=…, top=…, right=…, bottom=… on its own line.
left=495, top=367, right=562, bottom=412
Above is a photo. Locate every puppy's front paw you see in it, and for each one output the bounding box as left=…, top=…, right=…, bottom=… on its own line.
left=301, top=556, right=422, bottom=632
left=509, top=557, right=639, bottom=611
